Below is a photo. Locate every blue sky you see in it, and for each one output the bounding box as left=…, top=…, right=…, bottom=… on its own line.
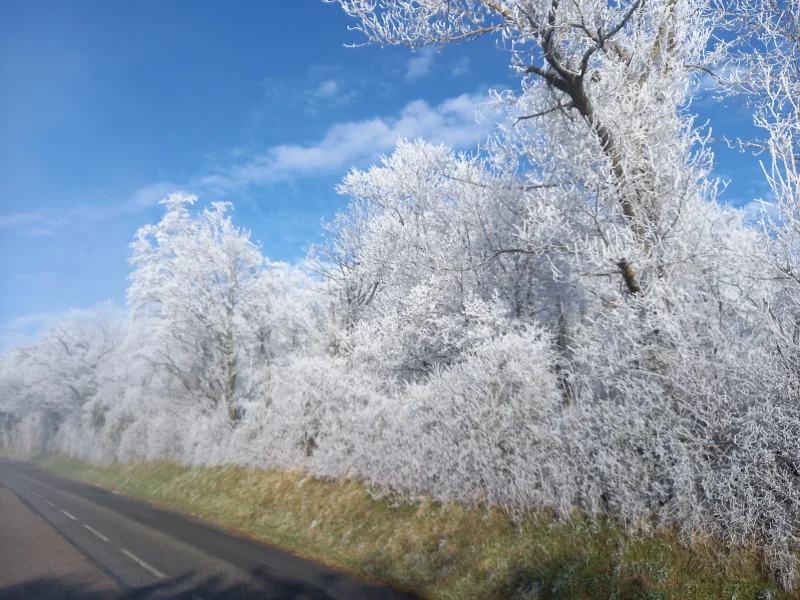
left=0, top=0, right=767, bottom=348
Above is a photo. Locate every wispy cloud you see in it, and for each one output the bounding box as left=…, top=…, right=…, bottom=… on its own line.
left=252, top=68, right=367, bottom=125
left=124, top=182, right=181, bottom=209
left=3, top=312, right=57, bottom=331
left=0, top=308, right=112, bottom=351
left=10, top=271, right=56, bottom=285
left=306, top=78, right=358, bottom=114
left=451, top=57, right=471, bottom=77
left=405, top=47, right=437, bottom=81
left=690, top=62, right=749, bottom=109
left=199, top=92, right=496, bottom=189
left=0, top=211, right=45, bottom=229
left=314, top=79, right=340, bottom=98
left=742, top=199, right=781, bottom=225
left=0, top=181, right=179, bottom=236
left=0, top=331, right=33, bottom=352
left=0, top=312, right=59, bottom=351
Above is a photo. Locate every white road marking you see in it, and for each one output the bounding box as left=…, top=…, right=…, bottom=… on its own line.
left=120, top=549, right=166, bottom=579
left=60, top=509, right=77, bottom=520
left=22, top=485, right=31, bottom=491
left=192, top=595, right=206, bottom=600
left=32, top=491, right=41, bottom=498
left=83, top=524, right=109, bottom=542
left=43, top=499, right=56, bottom=508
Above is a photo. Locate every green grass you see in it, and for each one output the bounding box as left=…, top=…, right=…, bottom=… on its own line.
left=4, top=449, right=792, bottom=599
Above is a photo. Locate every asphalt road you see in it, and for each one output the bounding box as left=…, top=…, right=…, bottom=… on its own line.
left=0, top=459, right=411, bottom=600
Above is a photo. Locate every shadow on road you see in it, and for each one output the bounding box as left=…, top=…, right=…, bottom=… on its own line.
left=0, top=566, right=416, bottom=600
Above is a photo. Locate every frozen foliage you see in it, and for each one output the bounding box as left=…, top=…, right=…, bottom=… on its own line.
left=4, top=0, right=800, bottom=589
left=723, top=0, right=800, bottom=397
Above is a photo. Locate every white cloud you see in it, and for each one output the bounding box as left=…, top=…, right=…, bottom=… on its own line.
left=0, top=308, right=103, bottom=351
left=11, top=271, right=55, bottom=285
left=696, top=68, right=723, bottom=92
left=253, top=74, right=361, bottom=123
left=691, top=62, right=749, bottom=108
left=0, top=331, right=33, bottom=352
left=451, top=57, right=471, bottom=77
left=0, top=181, right=179, bottom=236
left=0, top=305, right=127, bottom=351
left=305, top=79, right=357, bottom=113
left=201, top=92, right=496, bottom=188
left=124, top=181, right=181, bottom=209
left=314, top=79, right=340, bottom=98
left=743, top=199, right=781, bottom=224
left=0, top=211, right=43, bottom=228
left=405, top=47, right=437, bottom=81
left=2, top=312, right=57, bottom=332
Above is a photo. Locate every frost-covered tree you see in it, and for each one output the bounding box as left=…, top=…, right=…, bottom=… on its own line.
left=235, top=260, right=328, bottom=403
left=0, top=304, right=125, bottom=452
left=315, top=140, right=555, bottom=379
left=327, top=0, right=726, bottom=295
left=322, top=0, right=745, bottom=404
left=723, top=0, right=800, bottom=389
left=128, top=193, right=265, bottom=421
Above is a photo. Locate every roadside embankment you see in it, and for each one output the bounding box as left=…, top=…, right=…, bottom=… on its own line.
left=2, top=449, right=789, bottom=600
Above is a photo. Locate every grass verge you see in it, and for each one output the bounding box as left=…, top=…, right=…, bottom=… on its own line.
left=2, top=449, right=790, bottom=599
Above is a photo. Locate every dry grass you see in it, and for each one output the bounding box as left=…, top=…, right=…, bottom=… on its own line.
left=0, top=446, right=37, bottom=461
left=9, top=451, right=793, bottom=600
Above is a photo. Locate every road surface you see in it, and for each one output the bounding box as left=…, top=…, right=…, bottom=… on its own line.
left=0, top=459, right=411, bottom=600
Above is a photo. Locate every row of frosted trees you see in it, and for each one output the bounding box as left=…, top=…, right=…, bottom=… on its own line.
left=3, top=0, right=800, bottom=588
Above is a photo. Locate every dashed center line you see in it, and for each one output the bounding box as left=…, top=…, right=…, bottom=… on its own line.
left=17, top=480, right=167, bottom=582
left=83, top=524, right=109, bottom=542
left=120, top=549, right=166, bottom=579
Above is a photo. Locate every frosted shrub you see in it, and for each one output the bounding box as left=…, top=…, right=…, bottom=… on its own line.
left=369, top=324, right=563, bottom=505
left=265, top=356, right=387, bottom=473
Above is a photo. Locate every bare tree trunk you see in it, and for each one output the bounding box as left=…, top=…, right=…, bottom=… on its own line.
left=225, top=355, right=237, bottom=421
left=224, top=315, right=238, bottom=422
left=556, top=301, right=576, bottom=405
